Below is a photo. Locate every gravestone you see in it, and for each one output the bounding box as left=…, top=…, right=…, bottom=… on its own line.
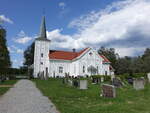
left=92, top=77, right=100, bottom=84
left=101, top=84, right=116, bottom=98
left=147, top=73, right=150, bottom=82
left=6, top=77, right=9, bottom=80
left=112, top=78, right=123, bottom=88
left=101, top=77, right=104, bottom=82
left=79, top=80, right=88, bottom=89
left=73, top=79, right=79, bottom=87
left=111, top=75, right=115, bottom=81
left=133, top=78, right=145, bottom=90
left=68, top=79, right=73, bottom=86
left=62, top=78, right=68, bottom=84
left=45, top=68, right=49, bottom=80
left=127, top=77, right=134, bottom=85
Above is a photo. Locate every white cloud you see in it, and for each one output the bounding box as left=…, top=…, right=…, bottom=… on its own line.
left=11, top=45, right=24, bottom=54
left=47, top=0, right=150, bottom=57
left=59, top=2, right=66, bottom=9
left=12, top=59, right=23, bottom=68
left=115, top=47, right=145, bottom=57
left=0, top=15, right=13, bottom=24
left=14, top=30, right=33, bottom=44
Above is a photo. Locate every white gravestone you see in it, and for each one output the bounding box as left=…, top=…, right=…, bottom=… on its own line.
left=147, top=73, right=150, bottom=82
left=79, top=80, right=88, bottom=90
left=101, top=77, right=104, bottom=82
left=133, top=78, right=145, bottom=90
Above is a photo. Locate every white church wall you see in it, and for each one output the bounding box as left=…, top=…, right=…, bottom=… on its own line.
left=47, top=48, right=112, bottom=77
left=34, top=40, right=50, bottom=78
left=102, top=63, right=111, bottom=76
left=73, top=48, right=105, bottom=76
left=49, top=60, right=71, bottom=77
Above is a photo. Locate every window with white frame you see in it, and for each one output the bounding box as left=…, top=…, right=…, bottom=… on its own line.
left=59, top=67, right=63, bottom=73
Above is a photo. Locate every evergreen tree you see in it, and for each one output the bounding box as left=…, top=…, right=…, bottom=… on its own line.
left=0, top=27, right=11, bottom=68
left=23, top=42, right=35, bottom=67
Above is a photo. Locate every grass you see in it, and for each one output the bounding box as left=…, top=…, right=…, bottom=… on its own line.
left=0, top=80, right=17, bottom=96
left=33, top=78, right=150, bottom=113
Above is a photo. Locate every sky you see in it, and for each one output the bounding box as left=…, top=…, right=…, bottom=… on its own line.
left=0, top=0, right=150, bottom=68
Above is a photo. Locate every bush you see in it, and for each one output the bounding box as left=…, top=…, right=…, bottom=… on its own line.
left=116, top=73, right=147, bottom=81
left=91, top=75, right=111, bottom=82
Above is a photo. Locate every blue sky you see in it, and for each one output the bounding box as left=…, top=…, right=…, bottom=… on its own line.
left=1, top=0, right=150, bottom=68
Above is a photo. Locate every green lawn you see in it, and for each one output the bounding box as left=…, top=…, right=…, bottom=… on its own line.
left=33, top=78, right=150, bottom=113
left=0, top=80, right=17, bottom=96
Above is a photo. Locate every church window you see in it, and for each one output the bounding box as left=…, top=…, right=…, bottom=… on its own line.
left=59, top=67, right=63, bottom=73
left=83, top=66, right=85, bottom=73
left=89, top=52, right=92, bottom=56
left=41, top=53, right=43, bottom=57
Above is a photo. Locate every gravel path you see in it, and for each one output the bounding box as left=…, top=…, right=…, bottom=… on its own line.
left=0, top=80, right=60, bottom=113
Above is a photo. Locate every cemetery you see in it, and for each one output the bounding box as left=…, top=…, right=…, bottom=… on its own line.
left=32, top=73, right=150, bottom=113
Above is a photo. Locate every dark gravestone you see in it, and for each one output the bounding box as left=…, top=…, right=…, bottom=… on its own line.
left=0, top=75, right=5, bottom=83
left=112, top=78, right=123, bottom=88
left=127, top=77, right=134, bottom=85
left=73, top=79, right=79, bottom=87
left=92, top=78, right=101, bottom=84
left=101, top=84, right=116, bottom=98
left=62, top=78, right=68, bottom=84
left=133, top=78, right=145, bottom=90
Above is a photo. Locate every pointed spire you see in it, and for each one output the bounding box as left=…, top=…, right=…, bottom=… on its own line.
left=40, top=16, right=47, bottom=39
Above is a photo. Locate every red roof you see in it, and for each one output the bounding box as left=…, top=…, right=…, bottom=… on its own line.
left=100, top=55, right=110, bottom=63
left=49, top=48, right=110, bottom=63
left=49, top=48, right=89, bottom=60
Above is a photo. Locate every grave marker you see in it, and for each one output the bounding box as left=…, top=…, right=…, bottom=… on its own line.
left=147, top=73, right=150, bottom=82
left=79, top=80, right=88, bottom=90
left=101, top=84, right=116, bottom=98
left=133, top=78, right=145, bottom=90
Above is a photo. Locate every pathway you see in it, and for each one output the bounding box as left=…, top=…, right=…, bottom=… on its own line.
left=0, top=80, right=60, bottom=113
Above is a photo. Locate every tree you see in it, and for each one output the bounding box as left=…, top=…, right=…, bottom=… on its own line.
left=23, top=42, right=35, bottom=67
left=98, top=46, right=119, bottom=70
left=141, top=48, right=150, bottom=73
left=0, top=27, right=11, bottom=68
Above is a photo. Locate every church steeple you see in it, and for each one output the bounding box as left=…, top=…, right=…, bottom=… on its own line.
left=40, top=16, right=47, bottom=39
left=36, top=16, right=50, bottom=41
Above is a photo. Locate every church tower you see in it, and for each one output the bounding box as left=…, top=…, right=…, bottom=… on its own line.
left=33, top=16, right=50, bottom=78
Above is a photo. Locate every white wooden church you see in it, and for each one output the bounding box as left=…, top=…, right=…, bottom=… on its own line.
left=33, top=16, right=114, bottom=78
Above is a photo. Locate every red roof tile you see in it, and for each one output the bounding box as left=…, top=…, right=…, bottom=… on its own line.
left=49, top=48, right=89, bottom=60
left=100, top=55, right=110, bottom=63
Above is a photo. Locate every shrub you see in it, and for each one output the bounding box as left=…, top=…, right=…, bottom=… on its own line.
left=91, top=75, right=111, bottom=82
